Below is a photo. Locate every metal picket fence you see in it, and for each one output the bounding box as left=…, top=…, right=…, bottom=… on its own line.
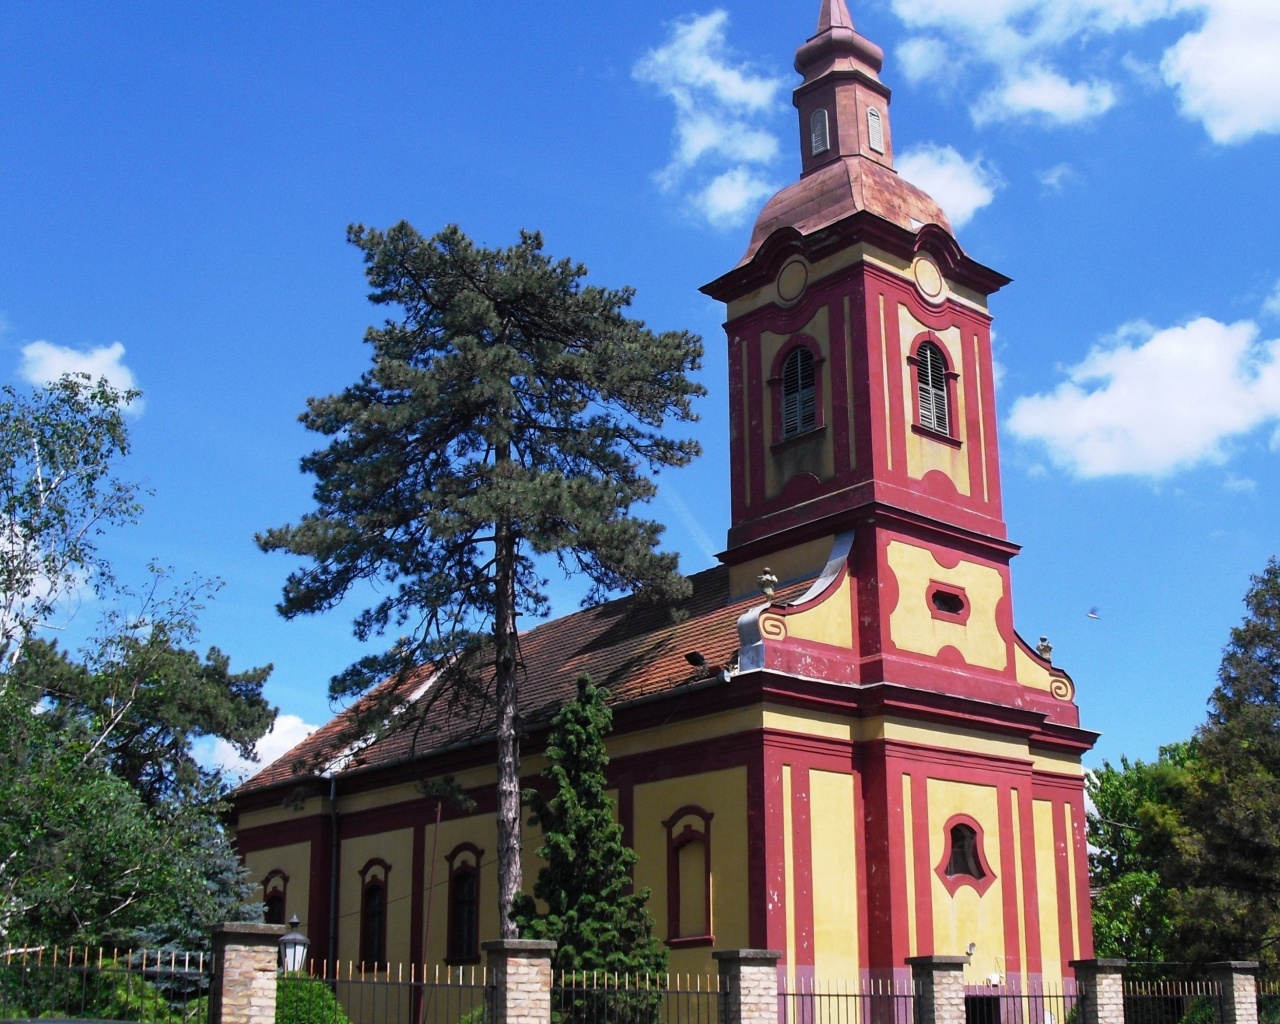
left=962, top=983, right=1078, bottom=1024
left=0, top=946, right=211, bottom=1023
left=1123, top=978, right=1221, bottom=1024
left=282, top=962, right=490, bottom=1024
left=551, top=970, right=720, bottom=1024
left=779, top=977, right=915, bottom=1024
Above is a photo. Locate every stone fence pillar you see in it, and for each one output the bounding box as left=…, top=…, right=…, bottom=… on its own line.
left=210, top=922, right=286, bottom=1024
left=714, top=950, right=783, bottom=1024
left=1207, top=961, right=1260, bottom=1024
left=1071, top=959, right=1128, bottom=1024
left=907, top=955, right=968, bottom=1024
left=483, top=939, right=556, bottom=1024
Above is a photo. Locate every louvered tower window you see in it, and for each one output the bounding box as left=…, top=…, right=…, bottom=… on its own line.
left=867, top=107, right=884, bottom=154
left=781, top=347, right=817, bottom=438
left=917, top=341, right=950, bottom=435
left=810, top=109, right=830, bottom=156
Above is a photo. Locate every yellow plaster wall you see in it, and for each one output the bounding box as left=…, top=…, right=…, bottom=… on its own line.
left=632, top=767, right=750, bottom=976
left=810, top=770, right=859, bottom=979
left=1032, top=799, right=1063, bottom=987
left=898, top=308, right=969, bottom=495
left=1014, top=644, right=1054, bottom=692
left=417, top=810, right=547, bottom=966
left=774, top=575, right=855, bottom=649
left=927, top=780, right=1004, bottom=983
left=903, top=774, right=918, bottom=957
left=243, top=840, right=312, bottom=926
left=886, top=541, right=1008, bottom=670
left=1010, top=793, right=1029, bottom=981
left=338, top=829, right=414, bottom=970
left=728, top=535, right=834, bottom=601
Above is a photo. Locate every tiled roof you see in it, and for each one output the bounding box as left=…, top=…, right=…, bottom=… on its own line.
left=234, top=566, right=806, bottom=796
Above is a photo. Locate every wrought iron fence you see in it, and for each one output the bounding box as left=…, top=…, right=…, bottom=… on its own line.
left=1256, top=978, right=1280, bottom=1024
left=286, top=962, right=490, bottom=1024
left=779, top=977, right=915, bottom=1024
left=0, top=947, right=210, bottom=1023
left=961, top=983, right=1078, bottom=1024
left=1123, top=978, right=1220, bottom=1024
left=551, top=970, right=719, bottom=1024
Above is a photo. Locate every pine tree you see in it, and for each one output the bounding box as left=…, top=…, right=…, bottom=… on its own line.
left=1152, top=556, right=1280, bottom=964
left=258, top=223, right=704, bottom=937
left=515, top=676, right=666, bottom=978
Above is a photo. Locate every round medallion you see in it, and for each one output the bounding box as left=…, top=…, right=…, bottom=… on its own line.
left=776, top=257, right=809, bottom=305
left=912, top=255, right=946, bottom=304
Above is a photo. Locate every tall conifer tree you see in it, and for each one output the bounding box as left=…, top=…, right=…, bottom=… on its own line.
left=515, top=676, right=666, bottom=977
left=259, top=223, right=703, bottom=937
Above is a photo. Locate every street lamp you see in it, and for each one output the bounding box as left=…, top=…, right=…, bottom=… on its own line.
left=279, top=915, right=310, bottom=973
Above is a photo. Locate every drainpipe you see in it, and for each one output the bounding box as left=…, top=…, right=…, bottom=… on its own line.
left=327, top=773, right=339, bottom=969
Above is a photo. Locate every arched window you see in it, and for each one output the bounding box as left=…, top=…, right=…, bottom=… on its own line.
left=446, top=843, right=483, bottom=963
left=915, top=340, right=950, bottom=435
left=781, top=347, right=817, bottom=439
left=934, top=814, right=995, bottom=895
left=946, top=824, right=985, bottom=879
left=663, top=806, right=713, bottom=946
left=867, top=107, right=885, bottom=154
left=810, top=108, right=830, bottom=156
left=358, top=858, right=391, bottom=970
left=262, top=869, right=288, bottom=925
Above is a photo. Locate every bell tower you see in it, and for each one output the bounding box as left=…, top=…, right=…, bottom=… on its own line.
left=701, top=0, right=1054, bottom=707
left=703, top=3, right=1095, bottom=984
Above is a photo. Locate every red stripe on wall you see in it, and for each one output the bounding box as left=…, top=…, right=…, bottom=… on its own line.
left=791, top=766, right=816, bottom=967
left=996, top=783, right=1022, bottom=980
left=909, top=771, right=934, bottom=956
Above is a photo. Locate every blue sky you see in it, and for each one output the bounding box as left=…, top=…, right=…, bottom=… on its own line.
left=3, top=0, right=1279, bottom=775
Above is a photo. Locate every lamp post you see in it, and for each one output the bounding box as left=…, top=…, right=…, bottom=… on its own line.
left=279, top=915, right=310, bottom=973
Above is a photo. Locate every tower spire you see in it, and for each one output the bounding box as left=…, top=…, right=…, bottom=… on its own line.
left=816, top=0, right=855, bottom=35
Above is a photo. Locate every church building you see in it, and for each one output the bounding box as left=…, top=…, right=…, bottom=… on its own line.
left=229, top=0, right=1096, bottom=993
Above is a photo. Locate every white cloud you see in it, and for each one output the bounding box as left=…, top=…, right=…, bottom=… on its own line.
left=1161, top=1, right=1280, bottom=144
left=1038, top=162, right=1077, bottom=192
left=206, top=713, right=319, bottom=783
left=693, top=167, right=777, bottom=228
left=1007, top=316, right=1280, bottom=477
left=635, top=10, right=786, bottom=228
left=1265, top=280, right=1280, bottom=319
left=896, top=145, right=1001, bottom=228
left=897, top=37, right=954, bottom=85
left=972, top=66, right=1116, bottom=125
left=19, top=340, right=143, bottom=414
left=1223, top=474, right=1257, bottom=494
left=887, top=0, right=1280, bottom=142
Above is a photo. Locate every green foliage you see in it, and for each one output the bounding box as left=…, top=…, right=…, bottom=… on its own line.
left=514, top=677, right=667, bottom=978
left=0, top=374, right=142, bottom=659
left=0, top=375, right=274, bottom=951
left=1086, top=743, right=1195, bottom=961
left=276, top=974, right=353, bottom=1024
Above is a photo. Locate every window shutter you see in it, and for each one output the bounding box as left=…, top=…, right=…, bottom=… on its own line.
left=782, top=348, right=817, bottom=438
left=917, top=342, right=949, bottom=434
left=810, top=109, right=830, bottom=156
left=867, top=108, right=884, bottom=154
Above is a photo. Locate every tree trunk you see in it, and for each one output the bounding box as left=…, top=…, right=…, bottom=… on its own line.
left=493, top=510, right=522, bottom=939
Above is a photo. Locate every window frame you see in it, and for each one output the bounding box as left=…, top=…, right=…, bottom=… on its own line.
left=810, top=108, right=831, bottom=156
left=261, top=869, right=289, bottom=926
left=358, top=857, right=391, bottom=971
left=768, top=337, right=825, bottom=446
left=934, top=814, right=995, bottom=896
left=662, top=805, right=714, bottom=948
left=907, top=335, right=961, bottom=447
left=445, top=843, right=483, bottom=964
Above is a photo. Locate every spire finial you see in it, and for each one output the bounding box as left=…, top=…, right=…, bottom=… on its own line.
left=817, top=0, right=855, bottom=35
